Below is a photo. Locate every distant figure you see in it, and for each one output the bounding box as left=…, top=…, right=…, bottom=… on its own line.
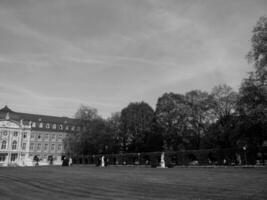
left=96, top=157, right=101, bottom=166
left=208, top=158, right=212, bottom=165
left=33, top=155, right=39, bottom=167
left=101, top=156, right=105, bottom=167
left=106, top=158, right=109, bottom=166
left=48, top=155, right=53, bottom=165
left=62, top=156, right=69, bottom=166
left=160, top=152, right=166, bottom=168
left=69, top=157, right=72, bottom=166
left=236, top=153, right=242, bottom=165
left=191, top=160, right=199, bottom=165
left=61, top=155, right=65, bottom=163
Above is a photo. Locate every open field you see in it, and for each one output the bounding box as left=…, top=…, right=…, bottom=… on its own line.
left=0, top=166, right=266, bottom=200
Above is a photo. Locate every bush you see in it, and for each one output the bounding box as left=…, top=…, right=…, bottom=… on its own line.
left=72, top=147, right=265, bottom=166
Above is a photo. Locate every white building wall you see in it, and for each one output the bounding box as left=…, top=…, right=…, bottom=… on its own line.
left=0, top=120, right=66, bottom=167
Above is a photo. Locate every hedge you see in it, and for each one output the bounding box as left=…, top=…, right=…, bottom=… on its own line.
left=71, top=147, right=266, bottom=167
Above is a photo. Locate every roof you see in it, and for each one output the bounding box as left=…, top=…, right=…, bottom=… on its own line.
left=0, top=106, right=81, bottom=132
left=0, top=105, right=13, bottom=113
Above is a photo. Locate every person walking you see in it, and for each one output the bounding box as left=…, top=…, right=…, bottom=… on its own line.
left=69, top=157, right=72, bottom=166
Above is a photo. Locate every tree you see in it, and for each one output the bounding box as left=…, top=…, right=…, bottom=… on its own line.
left=120, top=102, right=154, bottom=152
left=155, top=93, right=190, bottom=150
left=236, top=16, right=267, bottom=148
left=75, top=104, right=100, bottom=121
left=144, top=116, right=164, bottom=152
left=185, top=90, right=212, bottom=149
left=64, top=131, right=82, bottom=156
left=204, top=114, right=240, bottom=149
left=210, top=84, right=238, bottom=124
left=247, top=16, right=267, bottom=85
left=105, top=112, right=122, bottom=153
left=205, top=85, right=239, bottom=148
left=238, top=73, right=266, bottom=118
left=64, top=105, right=106, bottom=155
left=86, top=118, right=112, bottom=154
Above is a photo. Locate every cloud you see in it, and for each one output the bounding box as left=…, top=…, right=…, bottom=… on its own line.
left=0, top=83, right=120, bottom=117
left=0, top=0, right=266, bottom=117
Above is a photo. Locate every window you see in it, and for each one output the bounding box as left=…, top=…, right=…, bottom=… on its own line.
left=32, top=122, right=36, bottom=127
left=1, top=141, right=6, bottom=149
left=58, top=134, right=63, bottom=139
left=44, top=144, right=48, bottom=151
left=12, top=141, right=17, bottom=150
left=45, top=134, right=49, bottom=140
left=23, top=132, right=27, bottom=139
left=39, top=123, right=43, bottom=128
left=3, top=131, right=7, bottom=136
left=11, top=153, right=18, bottom=162
left=31, top=133, right=35, bottom=139
left=59, top=124, right=63, bottom=130
left=51, top=144, right=55, bottom=151
left=77, top=126, right=81, bottom=132
left=52, top=124, right=57, bottom=129
left=13, top=131, right=18, bottom=137
left=51, top=134, right=55, bottom=140
left=30, top=143, right=34, bottom=150
left=37, top=134, right=41, bottom=140
left=22, top=143, right=26, bottom=150
left=57, top=144, right=62, bottom=151
left=46, top=123, right=50, bottom=129
left=71, top=126, right=75, bottom=131
left=0, top=153, right=7, bottom=162
left=65, top=126, right=69, bottom=131
left=37, top=143, right=41, bottom=151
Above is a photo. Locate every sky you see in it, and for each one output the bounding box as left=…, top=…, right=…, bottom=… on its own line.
left=0, top=0, right=266, bottom=118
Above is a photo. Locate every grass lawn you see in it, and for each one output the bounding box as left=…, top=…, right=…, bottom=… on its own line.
left=0, top=166, right=266, bottom=200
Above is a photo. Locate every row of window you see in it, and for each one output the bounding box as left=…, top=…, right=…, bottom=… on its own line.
left=31, top=122, right=81, bottom=131
left=1, top=141, right=24, bottom=150
left=0, top=131, right=28, bottom=138
left=0, top=153, right=18, bottom=162
left=0, top=141, right=62, bottom=152
left=1, top=141, right=17, bottom=150
left=30, top=133, right=63, bottom=141
left=29, top=143, right=62, bottom=152
left=0, top=131, right=63, bottom=140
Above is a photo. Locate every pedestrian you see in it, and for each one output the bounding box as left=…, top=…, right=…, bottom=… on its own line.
left=69, top=157, right=72, bottom=166
left=33, top=155, right=39, bottom=167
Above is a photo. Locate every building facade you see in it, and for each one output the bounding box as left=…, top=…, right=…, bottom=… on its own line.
left=0, top=106, right=80, bottom=166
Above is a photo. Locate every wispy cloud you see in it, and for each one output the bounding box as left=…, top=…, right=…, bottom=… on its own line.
left=0, top=0, right=266, bottom=117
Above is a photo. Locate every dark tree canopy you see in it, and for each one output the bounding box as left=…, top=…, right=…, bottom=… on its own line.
left=75, top=105, right=100, bottom=122
left=120, top=102, right=154, bottom=152
left=155, top=93, right=190, bottom=150
left=185, top=90, right=212, bottom=149
left=210, top=84, right=238, bottom=124
left=247, top=16, right=267, bottom=84
left=236, top=16, right=267, bottom=148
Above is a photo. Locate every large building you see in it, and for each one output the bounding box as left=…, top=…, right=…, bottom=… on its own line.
left=0, top=106, right=81, bottom=166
